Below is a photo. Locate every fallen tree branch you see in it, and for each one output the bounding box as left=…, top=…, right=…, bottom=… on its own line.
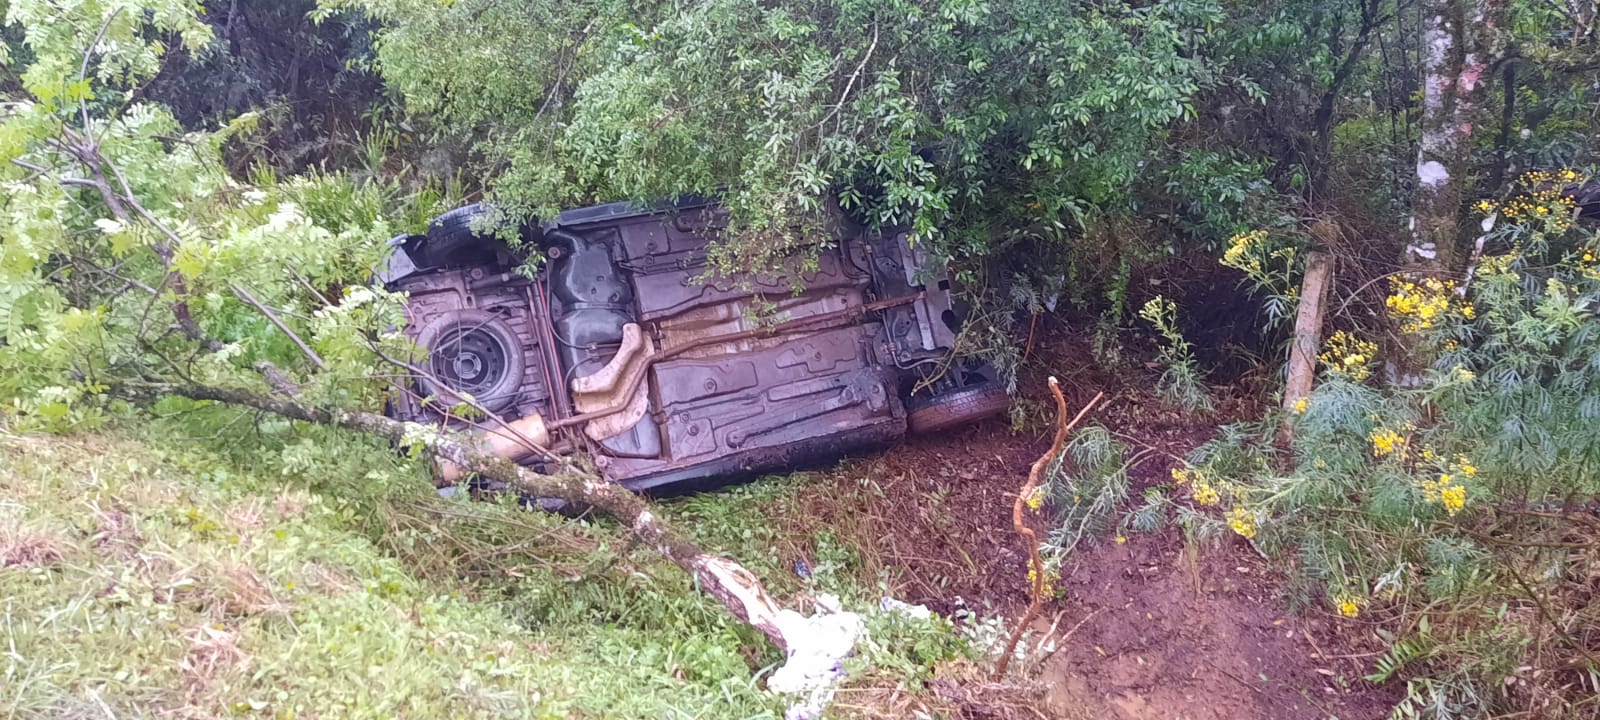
left=993, top=380, right=1102, bottom=680
left=114, top=377, right=803, bottom=652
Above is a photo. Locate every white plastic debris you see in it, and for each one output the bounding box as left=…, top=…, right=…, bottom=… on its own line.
left=766, top=595, right=946, bottom=719
left=1417, top=159, right=1450, bottom=188
left=767, top=603, right=864, bottom=720
left=878, top=596, right=933, bottom=620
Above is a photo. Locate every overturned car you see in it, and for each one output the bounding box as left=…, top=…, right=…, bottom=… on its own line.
left=378, top=198, right=1008, bottom=494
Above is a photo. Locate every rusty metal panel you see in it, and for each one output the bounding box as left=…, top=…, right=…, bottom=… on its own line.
left=606, top=323, right=896, bottom=478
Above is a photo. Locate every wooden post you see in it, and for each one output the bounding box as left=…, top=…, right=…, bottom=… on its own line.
left=1281, top=249, right=1335, bottom=444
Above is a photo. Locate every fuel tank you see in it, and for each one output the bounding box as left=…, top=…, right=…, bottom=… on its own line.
left=546, top=230, right=662, bottom=458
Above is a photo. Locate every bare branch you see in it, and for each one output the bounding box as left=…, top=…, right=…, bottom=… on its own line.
left=71, top=255, right=158, bottom=296
left=285, top=267, right=335, bottom=307
left=230, top=283, right=326, bottom=369
left=51, top=129, right=218, bottom=347
left=254, top=360, right=303, bottom=397
left=78, top=8, right=124, bottom=148
left=816, top=22, right=879, bottom=136
left=994, top=380, right=1102, bottom=681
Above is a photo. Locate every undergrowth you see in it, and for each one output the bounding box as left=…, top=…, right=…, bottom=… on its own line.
left=1131, top=174, right=1600, bottom=719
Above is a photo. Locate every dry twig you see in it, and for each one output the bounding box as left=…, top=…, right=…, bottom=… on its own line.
left=992, top=379, right=1102, bottom=680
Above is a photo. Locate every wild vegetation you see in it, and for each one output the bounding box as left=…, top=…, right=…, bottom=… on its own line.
left=3, top=0, right=1600, bottom=718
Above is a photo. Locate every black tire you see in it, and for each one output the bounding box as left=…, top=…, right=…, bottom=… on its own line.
left=413, top=309, right=526, bottom=414
left=906, top=381, right=1010, bottom=435
left=421, top=204, right=500, bottom=268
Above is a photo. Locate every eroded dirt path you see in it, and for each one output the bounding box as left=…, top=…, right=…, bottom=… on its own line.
left=789, top=331, right=1399, bottom=719
left=1039, top=519, right=1396, bottom=720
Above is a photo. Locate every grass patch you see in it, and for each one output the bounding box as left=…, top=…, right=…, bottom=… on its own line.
left=0, top=423, right=976, bottom=719
left=0, top=429, right=786, bottom=719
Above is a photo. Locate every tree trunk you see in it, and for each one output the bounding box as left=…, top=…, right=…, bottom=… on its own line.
left=118, top=380, right=805, bottom=654
left=1307, top=0, right=1382, bottom=198
left=1408, top=0, right=1508, bottom=271
left=1398, top=0, right=1508, bottom=380
left=1487, top=59, right=1517, bottom=192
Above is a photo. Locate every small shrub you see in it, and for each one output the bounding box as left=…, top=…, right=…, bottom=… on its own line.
left=1138, top=296, right=1214, bottom=412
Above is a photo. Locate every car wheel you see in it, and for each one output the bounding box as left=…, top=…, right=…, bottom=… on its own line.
left=413, top=309, right=526, bottom=414
left=906, top=380, right=1010, bottom=434
left=421, top=204, right=500, bottom=268
left=908, top=379, right=1004, bottom=435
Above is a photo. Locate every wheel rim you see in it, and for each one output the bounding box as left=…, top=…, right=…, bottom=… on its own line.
left=428, top=322, right=513, bottom=399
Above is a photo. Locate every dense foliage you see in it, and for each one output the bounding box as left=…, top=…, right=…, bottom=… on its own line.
left=0, top=0, right=412, bottom=432
left=332, top=0, right=1229, bottom=278
left=1134, top=182, right=1600, bottom=714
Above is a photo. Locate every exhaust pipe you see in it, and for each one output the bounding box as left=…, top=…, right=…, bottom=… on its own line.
left=437, top=414, right=550, bottom=485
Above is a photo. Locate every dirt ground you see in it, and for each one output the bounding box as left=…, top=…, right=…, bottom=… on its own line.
left=792, top=327, right=1402, bottom=719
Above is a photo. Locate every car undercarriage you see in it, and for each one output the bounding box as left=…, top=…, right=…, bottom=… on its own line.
left=378, top=198, right=1008, bottom=494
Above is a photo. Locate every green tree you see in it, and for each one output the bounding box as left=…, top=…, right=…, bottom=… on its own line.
left=333, top=0, right=1226, bottom=274
left=0, top=0, right=809, bottom=663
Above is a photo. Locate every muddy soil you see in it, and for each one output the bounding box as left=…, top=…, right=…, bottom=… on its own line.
left=793, top=327, right=1400, bottom=719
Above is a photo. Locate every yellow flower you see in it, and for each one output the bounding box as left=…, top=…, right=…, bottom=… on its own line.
left=1370, top=428, right=1404, bottom=457
left=1386, top=276, right=1456, bottom=333
left=1320, top=331, right=1378, bottom=381
left=1191, top=481, right=1220, bottom=506
left=1454, top=366, right=1475, bottom=382
left=1114, top=534, right=1127, bottom=545
left=1027, top=564, right=1061, bottom=600
left=1226, top=507, right=1257, bottom=539
left=1025, top=487, right=1045, bottom=511
left=1171, top=467, right=1191, bottom=484
left=1456, top=457, right=1477, bottom=476
left=1333, top=592, right=1366, bottom=618
left=1460, top=305, right=1476, bottom=320
left=1222, top=230, right=1268, bottom=271
left=1440, top=484, right=1466, bottom=515
left=1293, top=398, right=1308, bottom=414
